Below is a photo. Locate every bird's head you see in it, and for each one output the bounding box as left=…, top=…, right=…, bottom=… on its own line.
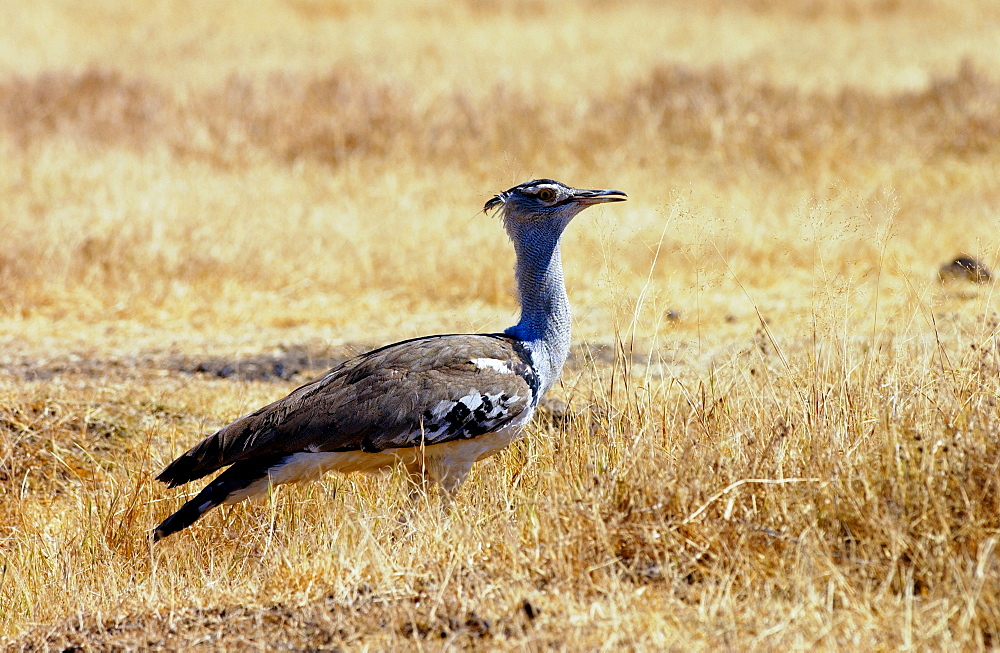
left=484, top=179, right=627, bottom=238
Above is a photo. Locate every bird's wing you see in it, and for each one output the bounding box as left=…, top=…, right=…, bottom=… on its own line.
left=155, top=334, right=539, bottom=487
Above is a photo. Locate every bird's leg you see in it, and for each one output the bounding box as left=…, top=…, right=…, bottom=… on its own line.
left=425, top=458, right=472, bottom=509
left=403, top=460, right=430, bottom=503
left=402, top=457, right=471, bottom=507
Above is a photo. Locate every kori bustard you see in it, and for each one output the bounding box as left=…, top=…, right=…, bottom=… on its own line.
left=153, top=179, right=627, bottom=540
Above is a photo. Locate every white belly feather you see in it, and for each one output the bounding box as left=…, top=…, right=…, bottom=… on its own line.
left=225, top=419, right=529, bottom=505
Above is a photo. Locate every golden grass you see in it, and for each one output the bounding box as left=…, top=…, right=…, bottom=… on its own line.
left=2, top=0, right=1000, bottom=649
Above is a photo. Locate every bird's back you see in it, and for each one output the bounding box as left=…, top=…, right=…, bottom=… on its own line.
left=156, top=333, right=540, bottom=488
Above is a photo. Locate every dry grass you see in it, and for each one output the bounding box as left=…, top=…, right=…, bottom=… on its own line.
left=2, top=0, right=1000, bottom=649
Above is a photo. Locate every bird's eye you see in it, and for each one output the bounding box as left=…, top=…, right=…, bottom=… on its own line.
left=537, top=188, right=556, bottom=202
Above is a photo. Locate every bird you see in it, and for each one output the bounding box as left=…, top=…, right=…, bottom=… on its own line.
left=152, top=179, right=627, bottom=541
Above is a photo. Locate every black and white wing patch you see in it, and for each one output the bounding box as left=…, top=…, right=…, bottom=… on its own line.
left=354, top=339, right=540, bottom=452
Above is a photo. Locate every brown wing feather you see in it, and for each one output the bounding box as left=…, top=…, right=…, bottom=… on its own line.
left=156, top=334, right=538, bottom=487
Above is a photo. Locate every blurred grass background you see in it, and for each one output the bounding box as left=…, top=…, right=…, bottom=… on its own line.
left=1, top=0, right=1000, bottom=649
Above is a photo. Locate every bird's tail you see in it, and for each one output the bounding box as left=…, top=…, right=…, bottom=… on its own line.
left=152, top=491, right=218, bottom=542
left=155, top=429, right=232, bottom=488
left=152, top=455, right=286, bottom=541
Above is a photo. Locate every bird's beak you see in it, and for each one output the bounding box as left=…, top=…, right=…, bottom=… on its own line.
left=572, top=189, right=628, bottom=206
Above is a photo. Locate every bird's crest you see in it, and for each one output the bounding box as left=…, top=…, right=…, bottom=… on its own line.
left=484, top=190, right=508, bottom=213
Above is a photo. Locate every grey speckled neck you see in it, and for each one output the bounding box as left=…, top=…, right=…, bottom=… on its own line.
left=504, top=221, right=572, bottom=398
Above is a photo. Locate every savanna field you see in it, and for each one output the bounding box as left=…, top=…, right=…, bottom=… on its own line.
left=1, top=0, right=1000, bottom=649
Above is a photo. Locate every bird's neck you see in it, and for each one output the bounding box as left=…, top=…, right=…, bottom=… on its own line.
left=505, top=228, right=571, bottom=396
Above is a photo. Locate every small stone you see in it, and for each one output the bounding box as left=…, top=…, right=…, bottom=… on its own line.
left=939, top=255, right=992, bottom=283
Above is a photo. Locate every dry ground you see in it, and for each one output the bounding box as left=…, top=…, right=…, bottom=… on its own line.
left=2, top=0, right=1000, bottom=649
